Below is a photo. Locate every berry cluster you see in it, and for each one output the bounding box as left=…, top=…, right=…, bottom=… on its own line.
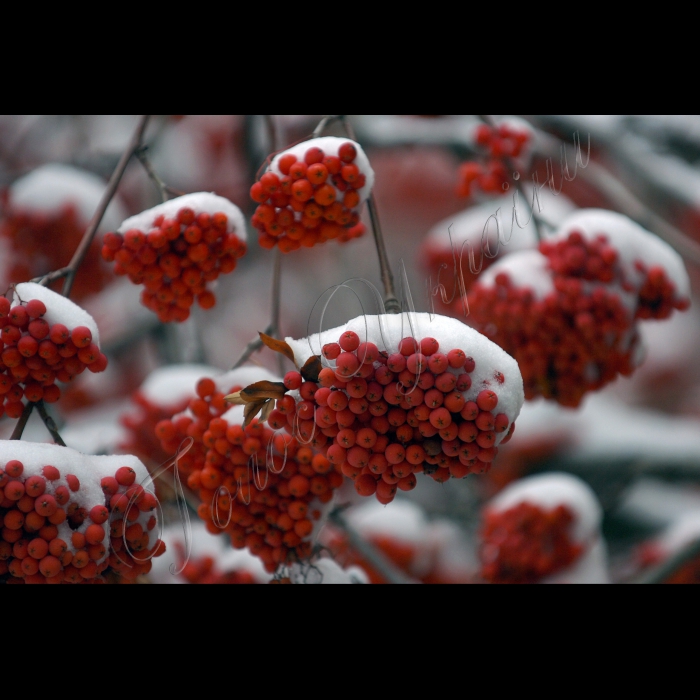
left=155, top=371, right=343, bottom=573
left=251, top=136, right=374, bottom=252
left=101, top=193, right=247, bottom=323
left=480, top=501, right=583, bottom=583
left=0, top=443, right=164, bottom=584
left=1, top=283, right=107, bottom=419
left=456, top=121, right=532, bottom=199
left=277, top=315, right=523, bottom=504
left=172, top=542, right=257, bottom=584
left=467, top=210, right=691, bottom=407
left=1, top=164, right=125, bottom=301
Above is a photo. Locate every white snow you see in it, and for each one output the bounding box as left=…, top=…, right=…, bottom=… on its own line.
left=424, top=188, right=576, bottom=257
left=286, top=312, right=525, bottom=436
left=8, top=163, right=127, bottom=232
left=12, top=282, right=101, bottom=346
left=478, top=249, right=555, bottom=299
left=117, top=192, right=247, bottom=241
left=139, top=364, right=223, bottom=405
left=267, top=136, right=374, bottom=205
left=653, top=512, right=700, bottom=556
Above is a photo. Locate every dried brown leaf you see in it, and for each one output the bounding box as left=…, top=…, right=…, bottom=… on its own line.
left=259, top=332, right=296, bottom=365
left=260, top=399, right=275, bottom=422
left=240, top=380, right=287, bottom=401
left=300, top=355, right=322, bottom=383
left=224, top=391, right=246, bottom=405
left=243, top=399, right=267, bottom=428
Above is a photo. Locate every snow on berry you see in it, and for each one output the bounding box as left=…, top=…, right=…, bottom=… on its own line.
left=479, top=472, right=609, bottom=584
left=0, top=440, right=164, bottom=584
left=251, top=136, right=375, bottom=252
left=1, top=164, right=128, bottom=300
left=119, top=363, right=224, bottom=466
left=422, top=189, right=575, bottom=313
left=0, top=282, right=107, bottom=419
left=280, top=312, right=524, bottom=501
left=467, top=209, right=691, bottom=407
left=101, top=192, right=247, bottom=323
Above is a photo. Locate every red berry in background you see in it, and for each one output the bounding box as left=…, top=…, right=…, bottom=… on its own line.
left=250, top=137, right=374, bottom=252
left=101, top=193, right=247, bottom=323
left=1, top=164, right=128, bottom=301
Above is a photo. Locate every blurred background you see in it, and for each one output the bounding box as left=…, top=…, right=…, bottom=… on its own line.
left=1, top=114, right=699, bottom=583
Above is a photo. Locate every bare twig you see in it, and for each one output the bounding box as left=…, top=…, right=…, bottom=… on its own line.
left=10, top=402, right=34, bottom=440
left=153, top=468, right=201, bottom=513
left=477, top=114, right=543, bottom=242
left=337, top=115, right=400, bottom=313
left=328, top=507, right=419, bottom=584
left=633, top=537, right=700, bottom=584
left=230, top=323, right=273, bottom=370
left=40, top=115, right=151, bottom=299
left=135, top=145, right=185, bottom=203
left=35, top=401, right=66, bottom=446
left=312, top=115, right=341, bottom=138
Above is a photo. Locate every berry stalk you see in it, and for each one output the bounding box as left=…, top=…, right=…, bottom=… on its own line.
left=338, top=116, right=400, bottom=313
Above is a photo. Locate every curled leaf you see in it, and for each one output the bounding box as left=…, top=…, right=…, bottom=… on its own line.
left=224, top=390, right=246, bottom=405
left=240, top=380, right=287, bottom=402
left=260, top=399, right=275, bottom=422
left=259, top=332, right=296, bottom=365
left=243, top=399, right=268, bottom=427
left=300, top=355, right=323, bottom=383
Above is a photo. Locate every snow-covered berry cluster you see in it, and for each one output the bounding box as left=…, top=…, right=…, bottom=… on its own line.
left=1, top=164, right=126, bottom=300
left=250, top=137, right=374, bottom=252
left=467, top=210, right=691, bottom=407
left=1, top=283, right=107, bottom=419
left=479, top=472, right=608, bottom=584
left=101, top=193, right=247, bottom=323
left=456, top=120, right=533, bottom=199
left=0, top=441, right=165, bottom=584
left=279, top=313, right=524, bottom=503
left=154, top=368, right=342, bottom=573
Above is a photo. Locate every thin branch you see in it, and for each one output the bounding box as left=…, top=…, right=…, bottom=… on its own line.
left=135, top=145, right=185, bottom=203
left=51, top=115, right=151, bottom=299
left=230, top=323, right=274, bottom=370
left=633, top=537, right=700, bottom=584
left=10, top=402, right=34, bottom=440
left=328, top=507, right=419, bottom=584
left=337, top=115, right=400, bottom=313
left=153, top=468, right=201, bottom=514
left=35, top=401, right=66, bottom=446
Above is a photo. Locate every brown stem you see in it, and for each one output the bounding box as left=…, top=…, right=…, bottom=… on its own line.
left=230, top=323, right=274, bottom=370
left=312, top=115, right=341, bottom=138
left=54, top=114, right=151, bottom=299
left=337, top=116, right=400, bottom=313
left=328, top=507, right=418, bottom=584
left=35, top=400, right=66, bottom=446
left=10, top=402, right=34, bottom=440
